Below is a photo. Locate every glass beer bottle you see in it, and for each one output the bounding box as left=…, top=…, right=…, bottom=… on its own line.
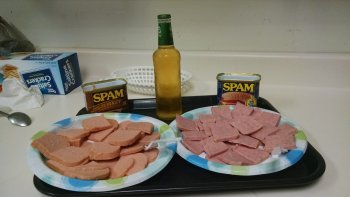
left=153, top=14, right=182, bottom=121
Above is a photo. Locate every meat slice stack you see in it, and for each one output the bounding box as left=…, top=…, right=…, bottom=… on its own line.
left=176, top=103, right=298, bottom=166
left=31, top=115, right=160, bottom=180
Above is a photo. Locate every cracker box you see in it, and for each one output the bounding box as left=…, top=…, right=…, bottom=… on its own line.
left=0, top=52, right=82, bottom=95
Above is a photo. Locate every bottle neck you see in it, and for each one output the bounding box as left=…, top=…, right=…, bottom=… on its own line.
left=157, top=18, right=174, bottom=46
left=158, top=45, right=175, bottom=49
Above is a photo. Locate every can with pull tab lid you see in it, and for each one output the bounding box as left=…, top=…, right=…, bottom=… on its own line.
left=82, top=78, right=128, bottom=113
left=217, top=73, right=261, bottom=107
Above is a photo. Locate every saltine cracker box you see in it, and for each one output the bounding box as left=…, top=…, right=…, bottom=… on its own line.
left=0, top=52, right=82, bottom=94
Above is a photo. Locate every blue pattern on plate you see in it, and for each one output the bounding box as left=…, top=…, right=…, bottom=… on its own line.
left=166, top=143, right=177, bottom=152
left=286, top=149, right=303, bottom=164
left=210, top=161, right=226, bottom=168
left=67, top=177, right=96, bottom=188
left=42, top=175, right=53, bottom=185
left=54, top=117, right=73, bottom=127
left=183, top=113, right=194, bottom=120
left=187, top=155, right=208, bottom=169
left=130, top=114, right=145, bottom=121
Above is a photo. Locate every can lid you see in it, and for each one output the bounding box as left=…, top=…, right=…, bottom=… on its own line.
left=157, top=14, right=171, bottom=19
left=82, top=78, right=127, bottom=92
left=217, top=73, right=261, bottom=81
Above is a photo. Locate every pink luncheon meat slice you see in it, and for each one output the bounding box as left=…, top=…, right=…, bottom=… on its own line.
left=210, top=122, right=239, bottom=142
left=138, top=132, right=161, bottom=145
left=88, top=127, right=115, bottom=142
left=182, top=130, right=207, bottom=141
left=216, top=149, right=242, bottom=165
left=202, top=122, right=213, bottom=137
left=126, top=122, right=154, bottom=134
left=234, top=145, right=270, bottom=164
left=182, top=140, right=204, bottom=155
left=205, top=154, right=225, bottom=164
left=250, top=124, right=279, bottom=141
left=211, top=106, right=232, bottom=120
left=229, top=134, right=260, bottom=149
left=215, top=148, right=254, bottom=165
left=276, top=123, right=298, bottom=136
left=231, top=102, right=254, bottom=118
left=254, top=111, right=281, bottom=126
left=199, top=114, right=216, bottom=123
left=230, top=148, right=255, bottom=165
left=82, top=116, right=112, bottom=132
left=203, top=140, right=228, bottom=157
left=230, top=116, right=263, bottom=135
left=176, top=115, right=198, bottom=131
left=56, top=128, right=90, bottom=141
left=200, top=137, right=214, bottom=147
left=264, top=133, right=296, bottom=152
left=250, top=108, right=263, bottom=119
left=195, top=120, right=204, bottom=131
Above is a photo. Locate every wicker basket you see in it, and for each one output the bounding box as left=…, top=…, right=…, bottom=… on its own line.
left=112, top=66, right=192, bottom=95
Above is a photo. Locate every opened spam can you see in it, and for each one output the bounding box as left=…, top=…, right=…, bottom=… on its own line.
left=82, top=78, right=128, bottom=113
left=217, top=73, right=261, bottom=107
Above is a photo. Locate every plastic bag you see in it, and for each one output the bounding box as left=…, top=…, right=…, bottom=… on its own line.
left=0, top=16, right=35, bottom=57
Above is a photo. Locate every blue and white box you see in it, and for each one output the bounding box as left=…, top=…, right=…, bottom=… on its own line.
left=0, top=52, right=82, bottom=95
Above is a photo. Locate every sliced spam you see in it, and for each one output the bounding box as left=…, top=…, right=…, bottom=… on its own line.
left=31, top=115, right=161, bottom=180
left=176, top=102, right=298, bottom=166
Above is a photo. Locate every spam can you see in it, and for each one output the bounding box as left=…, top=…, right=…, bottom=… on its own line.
left=82, top=78, right=128, bottom=113
left=217, top=73, right=261, bottom=107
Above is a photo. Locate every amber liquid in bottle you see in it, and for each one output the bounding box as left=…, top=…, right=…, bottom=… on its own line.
left=153, top=14, right=182, bottom=121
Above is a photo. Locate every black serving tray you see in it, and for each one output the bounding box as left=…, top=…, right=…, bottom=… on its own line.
left=33, top=95, right=326, bottom=196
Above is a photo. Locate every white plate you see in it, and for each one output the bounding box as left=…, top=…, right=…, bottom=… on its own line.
left=27, top=113, right=177, bottom=192
left=169, top=106, right=308, bottom=176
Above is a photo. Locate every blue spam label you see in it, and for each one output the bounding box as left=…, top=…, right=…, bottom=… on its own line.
left=21, top=69, right=59, bottom=94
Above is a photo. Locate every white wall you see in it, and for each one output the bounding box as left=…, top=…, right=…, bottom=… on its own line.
left=1, top=0, right=350, bottom=52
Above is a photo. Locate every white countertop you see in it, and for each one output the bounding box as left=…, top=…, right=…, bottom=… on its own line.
left=1, top=49, right=349, bottom=197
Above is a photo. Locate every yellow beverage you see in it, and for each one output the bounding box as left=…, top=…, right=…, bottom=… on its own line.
left=153, top=14, right=182, bottom=121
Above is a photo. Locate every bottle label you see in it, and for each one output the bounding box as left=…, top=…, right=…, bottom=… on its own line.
left=158, top=18, right=174, bottom=45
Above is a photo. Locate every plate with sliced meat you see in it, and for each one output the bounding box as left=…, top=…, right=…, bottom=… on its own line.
left=169, top=103, right=308, bottom=176
left=27, top=113, right=177, bottom=192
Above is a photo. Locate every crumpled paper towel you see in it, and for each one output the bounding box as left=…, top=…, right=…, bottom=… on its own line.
left=0, top=77, right=44, bottom=110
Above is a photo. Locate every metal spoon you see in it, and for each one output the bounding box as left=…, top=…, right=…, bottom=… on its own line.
left=0, top=110, right=32, bottom=127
